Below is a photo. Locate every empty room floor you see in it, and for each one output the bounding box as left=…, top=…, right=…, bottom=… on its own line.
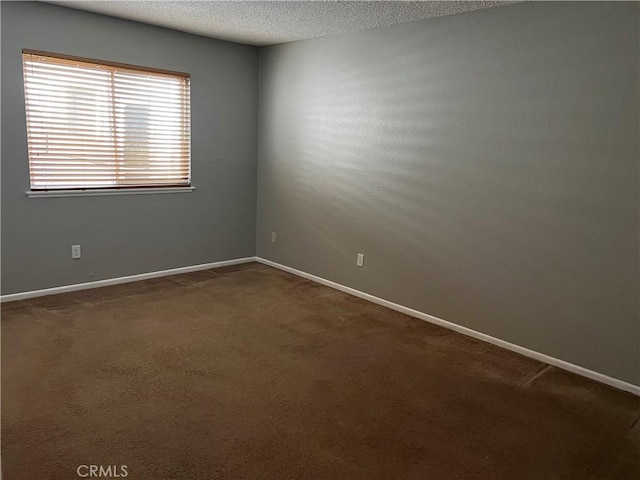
left=2, top=262, right=638, bottom=479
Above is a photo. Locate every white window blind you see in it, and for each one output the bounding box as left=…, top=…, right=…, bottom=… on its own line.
left=22, top=50, right=191, bottom=191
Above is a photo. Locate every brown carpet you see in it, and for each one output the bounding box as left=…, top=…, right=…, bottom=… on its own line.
left=2, top=262, right=638, bottom=479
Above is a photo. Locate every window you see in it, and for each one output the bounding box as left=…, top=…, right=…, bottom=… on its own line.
left=22, top=50, right=191, bottom=192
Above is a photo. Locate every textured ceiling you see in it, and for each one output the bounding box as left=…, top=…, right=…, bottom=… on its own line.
left=45, top=1, right=520, bottom=46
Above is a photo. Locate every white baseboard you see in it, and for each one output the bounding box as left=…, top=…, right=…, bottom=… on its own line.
left=256, top=257, right=640, bottom=396
left=0, top=256, right=258, bottom=303
left=3, top=254, right=637, bottom=395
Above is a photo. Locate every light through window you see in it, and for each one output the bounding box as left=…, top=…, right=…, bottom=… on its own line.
left=22, top=50, right=191, bottom=191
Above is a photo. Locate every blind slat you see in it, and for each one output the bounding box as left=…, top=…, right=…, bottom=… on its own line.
left=23, top=51, right=191, bottom=190
left=26, top=107, right=184, bottom=121
left=25, top=62, right=186, bottom=84
left=28, top=124, right=188, bottom=137
left=26, top=91, right=185, bottom=109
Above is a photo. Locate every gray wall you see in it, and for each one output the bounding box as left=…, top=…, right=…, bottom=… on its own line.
left=257, top=2, right=640, bottom=385
left=1, top=1, right=258, bottom=295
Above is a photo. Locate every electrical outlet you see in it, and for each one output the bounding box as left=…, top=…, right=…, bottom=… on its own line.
left=357, top=253, right=364, bottom=267
left=271, top=232, right=277, bottom=243
left=71, top=245, right=81, bottom=259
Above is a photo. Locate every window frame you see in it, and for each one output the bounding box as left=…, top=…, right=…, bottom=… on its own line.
left=22, top=49, right=193, bottom=197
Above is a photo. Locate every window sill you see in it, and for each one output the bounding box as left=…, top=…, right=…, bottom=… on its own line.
left=26, top=186, right=195, bottom=198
